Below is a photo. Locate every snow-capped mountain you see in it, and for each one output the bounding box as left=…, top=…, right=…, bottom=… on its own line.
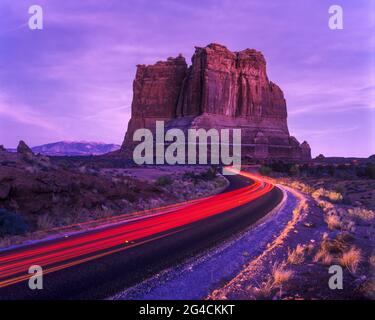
left=30, top=141, right=120, bottom=156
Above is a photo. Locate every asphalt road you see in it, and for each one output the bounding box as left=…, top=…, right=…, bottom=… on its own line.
left=0, top=172, right=282, bottom=300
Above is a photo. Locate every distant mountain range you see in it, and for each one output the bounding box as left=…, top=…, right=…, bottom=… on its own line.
left=8, top=141, right=121, bottom=156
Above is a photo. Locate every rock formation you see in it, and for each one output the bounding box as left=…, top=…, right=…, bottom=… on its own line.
left=122, top=43, right=311, bottom=161
left=17, top=140, right=33, bottom=155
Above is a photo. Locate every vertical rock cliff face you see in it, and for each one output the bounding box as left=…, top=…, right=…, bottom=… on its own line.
left=122, top=43, right=311, bottom=161
left=176, top=44, right=287, bottom=120
left=124, top=55, right=188, bottom=145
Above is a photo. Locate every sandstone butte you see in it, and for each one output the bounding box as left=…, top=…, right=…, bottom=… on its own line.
left=121, top=43, right=311, bottom=162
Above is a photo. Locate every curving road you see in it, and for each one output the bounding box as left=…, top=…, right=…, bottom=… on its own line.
left=0, top=169, right=282, bottom=299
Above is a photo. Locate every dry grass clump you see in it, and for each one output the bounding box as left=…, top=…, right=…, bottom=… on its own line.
left=272, top=261, right=294, bottom=286
left=288, top=181, right=314, bottom=194
left=325, top=213, right=342, bottom=230
left=359, top=278, right=375, bottom=299
left=289, top=201, right=308, bottom=222
left=347, top=207, right=375, bottom=222
left=312, top=188, right=343, bottom=203
left=327, top=191, right=343, bottom=202
left=247, top=278, right=274, bottom=300
left=324, top=209, right=355, bottom=232
left=314, top=247, right=335, bottom=265
left=340, top=219, right=356, bottom=233
left=313, top=233, right=350, bottom=265
left=311, top=188, right=325, bottom=200
left=316, top=199, right=335, bottom=212
left=325, top=233, right=349, bottom=253
left=246, top=261, right=293, bottom=300
left=305, top=243, right=315, bottom=254
left=339, top=246, right=362, bottom=274
left=287, top=244, right=305, bottom=265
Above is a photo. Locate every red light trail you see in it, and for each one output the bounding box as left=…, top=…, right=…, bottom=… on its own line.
left=0, top=169, right=274, bottom=288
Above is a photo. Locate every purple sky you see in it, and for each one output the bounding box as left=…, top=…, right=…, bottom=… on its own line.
left=0, top=0, right=374, bottom=157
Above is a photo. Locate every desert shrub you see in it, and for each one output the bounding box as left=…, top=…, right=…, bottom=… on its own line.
left=314, top=233, right=347, bottom=265
left=347, top=207, right=375, bottom=222
left=247, top=261, right=293, bottom=299
left=325, top=213, right=342, bottom=230
left=247, top=278, right=274, bottom=300
left=312, top=187, right=343, bottom=203
left=259, top=165, right=272, bottom=176
left=0, top=209, right=29, bottom=237
left=359, top=278, right=375, bottom=299
left=327, top=191, right=343, bottom=202
left=311, top=188, right=325, bottom=199
left=272, top=261, right=293, bottom=286
left=287, top=181, right=314, bottom=194
left=314, top=248, right=334, bottom=265
left=155, top=175, right=173, bottom=187
left=287, top=244, right=305, bottom=265
left=339, top=246, right=362, bottom=274
left=314, top=236, right=335, bottom=265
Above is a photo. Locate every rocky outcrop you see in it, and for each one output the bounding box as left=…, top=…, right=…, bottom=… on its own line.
left=17, top=140, right=33, bottom=155
left=300, top=141, right=312, bottom=160
left=122, top=43, right=311, bottom=161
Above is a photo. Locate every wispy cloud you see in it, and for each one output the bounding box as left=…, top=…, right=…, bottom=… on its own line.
left=0, top=94, right=61, bottom=132
left=294, top=126, right=359, bottom=138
